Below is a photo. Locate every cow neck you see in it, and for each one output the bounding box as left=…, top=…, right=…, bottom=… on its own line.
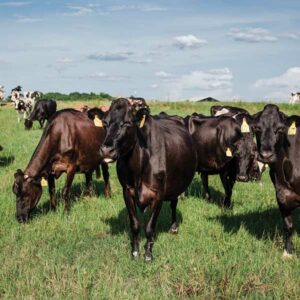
left=25, top=133, right=51, bottom=178
left=126, top=117, right=152, bottom=174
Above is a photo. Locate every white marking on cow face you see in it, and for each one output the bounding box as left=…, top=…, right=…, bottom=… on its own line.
left=215, top=108, right=230, bottom=116
left=103, top=158, right=114, bottom=163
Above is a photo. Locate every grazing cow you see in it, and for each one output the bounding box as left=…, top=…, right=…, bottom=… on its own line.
left=187, top=113, right=259, bottom=207
left=99, top=98, right=197, bottom=261
left=252, top=104, right=300, bottom=257
left=12, top=109, right=111, bottom=223
left=211, top=105, right=249, bottom=118
left=290, top=92, right=300, bottom=104
left=24, top=99, right=57, bottom=129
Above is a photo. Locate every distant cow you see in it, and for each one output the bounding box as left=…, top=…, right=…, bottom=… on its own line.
left=211, top=105, right=249, bottom=118
left=187, top=113, right=259, bottom=207
left=252, top=104, right=300, bottom=257
left=0, top=85, right=4, bottom=102
left=24, top=99, right=57, bottom=129
left=290, top=92, right=300, bottom=104
left=10, top=86, right=41, bottom=122
left=13, top=109, right=111, bottom=223
left=99, top=98, right=197, bottom=261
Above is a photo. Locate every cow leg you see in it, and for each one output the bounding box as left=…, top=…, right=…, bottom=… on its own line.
left=84, top=171, right=93, bottom=197
left=144, top=199, right=163, bottom=262
left=201, top=172, right=211, bottom=200
left=169, top=197, right=179, bottom=234
left=219, top=172, right=234, bottom=208
left=279, top=207, right=294, bottom=257
left=17, top=111, right=20, bottom=123
left=62, top=167, right=76, bottom=212
left=124, top=187, right=140, bottom=258
left=101, top=163, right=111, bottom=198
left=48, top=174, right=56, bottom=210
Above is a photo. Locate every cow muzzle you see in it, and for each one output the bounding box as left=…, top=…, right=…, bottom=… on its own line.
left=258, top=150, right=274, bottom=163
left=236, top=175, right=249, bottom=182
left=99, top=145, right=117, bottom=163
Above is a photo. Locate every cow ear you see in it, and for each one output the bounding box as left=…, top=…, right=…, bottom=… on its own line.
left=286, top=115, right=300, bottom=135
left=136, top=107, right=150, bottom=128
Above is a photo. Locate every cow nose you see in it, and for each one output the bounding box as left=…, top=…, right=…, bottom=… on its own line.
left=99, top=145, right=116, bottom=163
left=260, top=150, right=273, bottom=159
left=237, top=175, right=248, bottom=182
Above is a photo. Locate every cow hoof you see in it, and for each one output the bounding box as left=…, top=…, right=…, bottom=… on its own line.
left=144, top=254, right=153, bottom=262
left=132, top=251, right=139, bottom=259
left=169, top=223, right=179, bottom=234
left=282, top=250, right=293, bottom=259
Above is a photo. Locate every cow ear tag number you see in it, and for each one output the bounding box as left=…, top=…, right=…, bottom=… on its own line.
left=288, top=121, right=296, bottom=136
left=241, top=118, right=250, bottom=133
left=94, top=116, right=103, bottom=127
left=139, top=115, right=146, bottom=128
left=41, top=177, right=48, bottom=187
left=226, top=148, right=233, bottom=157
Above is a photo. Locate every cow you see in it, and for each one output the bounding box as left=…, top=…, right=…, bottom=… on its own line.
left=12, top=109, right=111, bottom=223
left=290, top=92, right=300, bottom=104
left=0, top=85, right=4, bottom=102
left=24, top=99, right=57, bottom=129
left=99, top=98, right=197, bottom=261
left=187, top=113, right=259, bottom=207
left=210, top=105, right=249, bottom=118
left=10, top=86, right=41, bottom=122
left=252, top=104, right=300, bottom=257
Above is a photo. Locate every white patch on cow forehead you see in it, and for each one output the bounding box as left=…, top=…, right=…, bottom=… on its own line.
left=257, top=161, right=265, bottom=173
left=215, top=108, right=229, bottom=116
left=104, top=158, right=114, bottom=163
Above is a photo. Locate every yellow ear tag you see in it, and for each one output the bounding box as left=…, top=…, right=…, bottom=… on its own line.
left=139, top=115, right=146, bottom=128
left=288, top=121, right=296, bottom=135
left=41, top=177, right=48, bottom=187
left=241, top=117, right=250, bottom=133
left=226, top=148, right=233, bottom=157
left=94, top=115, right=103, bottom=127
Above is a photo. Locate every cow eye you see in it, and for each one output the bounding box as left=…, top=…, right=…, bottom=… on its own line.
left=253, top=125, right=261, bottom=132
left=275, top=127, right=285, bottom=134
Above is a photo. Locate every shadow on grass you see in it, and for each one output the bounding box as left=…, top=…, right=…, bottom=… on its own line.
left=29, top=179, right=108, bottom=220
left=104, top=202, right=183, bottom=238
left=185, top=176, right=224, bottom=207
left=0, top=155, right=15, bottom=167
left=211, top=207, right=300, bottom=240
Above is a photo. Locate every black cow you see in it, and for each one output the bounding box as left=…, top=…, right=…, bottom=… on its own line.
left=24, top=99, right=57, bottom=129
left=12, top=109, right=111, bottom=223
left=99, top=98, right=197, bottom=261
left=187, top=113, right=259, bottom=207
left=252, top=104, right=300, bottom=257
left=211, top=105, right=249, bottom=117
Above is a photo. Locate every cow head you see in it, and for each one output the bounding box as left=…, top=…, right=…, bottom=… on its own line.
left=252, top=104, right=288, bottom=164
left=231, top=134, right=259, bottom=182
left=24, top=119, right=33, bottom=129
left=12, top=170, right=42, bottom=223
left=99, top=97, right=150, bottom=163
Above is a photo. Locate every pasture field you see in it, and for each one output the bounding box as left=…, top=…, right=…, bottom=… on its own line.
left=1, top=100, right=300, bottom=299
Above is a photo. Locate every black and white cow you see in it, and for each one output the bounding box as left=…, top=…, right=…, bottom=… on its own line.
left=11, top=86, right=41, bottom=122
left=0, top=85, right=4, bottom=102
left=290, top=92, right=300, bottom=104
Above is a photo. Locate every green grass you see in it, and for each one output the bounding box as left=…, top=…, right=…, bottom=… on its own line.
left=0, top=100, right=300, bottom=299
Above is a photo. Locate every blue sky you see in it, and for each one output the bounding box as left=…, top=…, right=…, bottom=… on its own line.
left=0, top=0, right=299, bottom=101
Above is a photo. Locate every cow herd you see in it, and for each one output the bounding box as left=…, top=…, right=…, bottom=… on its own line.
left=7, top=96, right=300, bottom=262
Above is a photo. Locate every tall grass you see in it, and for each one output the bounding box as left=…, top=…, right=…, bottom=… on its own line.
left=0, top=101, right=299, bottom=299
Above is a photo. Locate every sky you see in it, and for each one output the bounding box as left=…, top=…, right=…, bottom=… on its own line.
left=0, top=0, right=300, bottom=101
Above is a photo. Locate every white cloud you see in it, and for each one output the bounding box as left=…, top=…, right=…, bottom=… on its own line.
left=0, top=1, right=31, bottom=6
left=57, top=58, right=73, bottom=63
left=85, top=72, right=130, bottom=81
left=280, top=32, right=300, bottom=40
left=173, top=35, right=208, bottom=49
left=163, top=68, right=233, bottom=100
left=228, top=27, right=277, bottom=43
left=108, top=5, right=167, bottom=12
left=151, top=84, right=158, bottom=88
left=65, top=6, right=93, bottom=16
left=254, top=67, right=300, bottom=99
left=155, top=71, right=173, bottom=78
